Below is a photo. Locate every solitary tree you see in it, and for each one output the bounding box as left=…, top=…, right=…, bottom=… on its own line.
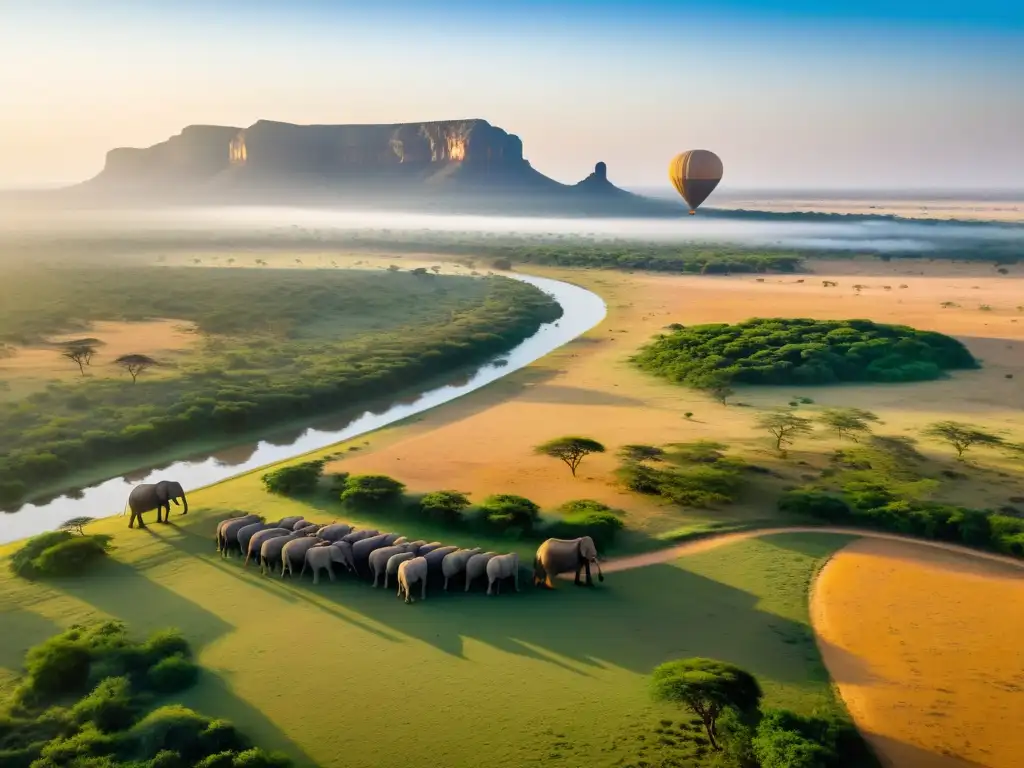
left=61, top=341, right=97, bottom=376
left=535, top=436, right=606, bottom=477
left=922, top=421, right=1003, bottom=458
left=59, top=516, right=96, bottom=536
left=115, top=353, right=158, bottom=384
left=756, top=410, right=815, bottom=454
left=817, top=407, right=879, bottom=442
left=650, top=658, right=763, bottom=750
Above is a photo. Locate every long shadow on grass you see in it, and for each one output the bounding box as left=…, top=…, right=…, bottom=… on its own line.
left=50, top=556, right=318, bottom=767
left=0, top=606, right=60, bottom=673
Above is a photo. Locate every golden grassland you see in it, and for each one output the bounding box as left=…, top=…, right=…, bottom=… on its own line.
left=812, top=539, right=1024, bottom=768
left=0, top=319, right=198, bottom=399
left=326, top=258, right=1024, bottom=537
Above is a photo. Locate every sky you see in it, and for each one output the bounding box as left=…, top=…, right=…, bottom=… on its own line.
left=1, top=0, right=1023, bottom=190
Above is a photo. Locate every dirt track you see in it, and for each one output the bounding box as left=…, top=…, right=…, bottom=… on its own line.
left=591, top=525, right=1024, bottom=574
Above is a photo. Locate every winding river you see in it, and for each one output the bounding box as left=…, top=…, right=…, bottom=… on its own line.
left=0, top=273, right=607, bottom=544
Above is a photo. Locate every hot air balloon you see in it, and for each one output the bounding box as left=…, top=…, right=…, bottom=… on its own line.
left=668, top=150, right=723, bottom=214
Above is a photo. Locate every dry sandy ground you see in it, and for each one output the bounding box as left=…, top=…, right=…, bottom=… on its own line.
left=811, top=538, right=1024, bottom=768
left=712, top=196, right=1024, bottom=223
left=326, top=258, right=1024, bottom=531
left=0, top=319, right=197, bottom=388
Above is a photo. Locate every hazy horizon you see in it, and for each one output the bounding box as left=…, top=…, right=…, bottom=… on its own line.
left=2, top=1, right=1022, bottom=191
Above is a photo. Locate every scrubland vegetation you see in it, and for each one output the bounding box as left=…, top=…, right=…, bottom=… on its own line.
left=0, top=264, right=561, bottom=505
left=632, top=318, right=979, bottom=388
left=0, top=622, right=289, bottom=768
left=9, top=529, right=112, bottom=580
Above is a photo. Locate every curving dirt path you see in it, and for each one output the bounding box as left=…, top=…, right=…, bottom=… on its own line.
left=593, top=525, right=1024, bottom=575
left=588, top=526, right=1024, bottom=768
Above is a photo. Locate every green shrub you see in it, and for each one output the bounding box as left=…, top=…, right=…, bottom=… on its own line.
left=339, top=474, right=406, bottom=505
left=777, top=490, right=852, bottom=522
left=29, top=536, right=112, bottom=578
left=477, top=494, right=541, bottom=534
left=70, top=677, right=137, bottom=732
left=418, top=490, right=471, bottom=524
left=260, top=460, right=325, bottom=496
left=543, top=500, right=626, bottom=549
left=142, top=629, right=191, bottom=664
left=9, top=531, right=73, bottom=577
left=146, top=654, right=199, bottom=694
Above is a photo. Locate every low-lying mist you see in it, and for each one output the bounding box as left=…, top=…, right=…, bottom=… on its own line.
left=2, top=204, right=1022, bottom=255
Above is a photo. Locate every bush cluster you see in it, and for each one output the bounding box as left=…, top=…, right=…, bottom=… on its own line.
left=0, top=622, right=289, bottom=768
left=633, top=317, right=979, bottom=388
left=779, top=486, right=1024, bottom=556
left=0, top=267, right=562, bottom=505
left=260, top=460, right=326, bottom=496
left=617, top=441, right=746, bottom=508
left=9, top=530, right=112, bottom=579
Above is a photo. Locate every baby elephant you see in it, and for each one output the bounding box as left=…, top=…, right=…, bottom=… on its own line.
left=397, top=556, right=428, bottom=604
left=368, top=543, right=415, bottom=587
left=384, top=551, right=417, bottom=590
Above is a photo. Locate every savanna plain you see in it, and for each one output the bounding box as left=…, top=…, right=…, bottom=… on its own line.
left=2, top=231, right=1023, bottom=768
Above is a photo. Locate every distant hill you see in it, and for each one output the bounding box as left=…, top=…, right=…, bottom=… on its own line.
left=59, top=118, right=681, bottom=217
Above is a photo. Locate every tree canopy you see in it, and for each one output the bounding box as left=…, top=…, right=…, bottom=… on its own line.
left=632, top=318, right=978, bottom=388
left=534, top=436, right=606, bottom=477
left=650, top=658, right=763, bottom=750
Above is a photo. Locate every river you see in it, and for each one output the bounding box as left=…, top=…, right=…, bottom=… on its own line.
left=0, top=273, right=607, bottom=544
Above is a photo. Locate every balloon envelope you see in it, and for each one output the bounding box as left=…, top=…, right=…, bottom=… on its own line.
left=668, top=150, right=723, bottom=214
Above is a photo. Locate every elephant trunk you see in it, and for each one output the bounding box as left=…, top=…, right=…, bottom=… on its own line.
left=180, top=493, right=188, bottom=514
left=594, top=557, right=604, bottom=582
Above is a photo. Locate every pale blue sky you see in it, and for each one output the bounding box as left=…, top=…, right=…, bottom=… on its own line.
left=1, top=0, right=1022, bottom=189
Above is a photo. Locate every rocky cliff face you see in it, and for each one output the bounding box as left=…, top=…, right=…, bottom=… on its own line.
left=80, top=118, right=677, bottom=216
left=93, top=119, right=530, bottom=187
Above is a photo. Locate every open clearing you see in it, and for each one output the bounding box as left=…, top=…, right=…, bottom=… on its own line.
left=812, top=538, right=1024, bottom=768
left=0, top=318, right=197, bottom=395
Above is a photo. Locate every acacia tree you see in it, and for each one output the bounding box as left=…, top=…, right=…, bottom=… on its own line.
left=61, top=342, right=97, bottom=376
left=59, top=516, right=95, bottom=536
left=756, top=410, right=815, bottom=454
left=817, top=407, right=879, bottom=442
left=922, top=421, right=1003, bottom=458
left=650, top=658, right=763, bottom=750
left=115, top=353, right=158, bottom=384
left=535, top=436, right=606, bottom=477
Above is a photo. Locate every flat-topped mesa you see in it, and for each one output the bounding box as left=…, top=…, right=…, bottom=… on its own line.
left=98, top=125, right=242, bottom=185
left=227, top=119, right=527, bottom=176
left=91, top=118, right=531, bottom=188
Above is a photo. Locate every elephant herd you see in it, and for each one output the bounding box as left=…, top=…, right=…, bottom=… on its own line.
left=214, top=513, right=522, bottom=602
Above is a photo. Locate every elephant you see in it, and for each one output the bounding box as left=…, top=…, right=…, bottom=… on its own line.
left=422, top=546, right=458, bottom=577
left=281, top=537, right=326, bottom=578
left=350, top=533, right=395, bottom=574
left=301, top=542, right=353, bottom=584
left=274, top=515, right=304, bottom=530
left=290, top=519, right=312, bottom=531
left=384, top=551, right=417, bottom=590
left=244, top=528, right=290, bottom=566
left=368, top=544, right=415, bottom=587
left=464, top=552, right=498, bottom=592
left=217, top=515, right=262, bottom=555
left=391, top=536, right=409, bottom=545
left=316, top=523, right=354, bottom=542
left=486, top=553, right=520, bottom=596
left=415, top=541, right=444, bottom=556
left=441, top=548, right=483, bottom=591
left=236, top=522, right=275, bottom=555
left=126, top=480, right=188, bottom=528
left=534, top=536, right=604, bottom=589
left=260, top=531, right=305, bottom=574
left=341, top=529, right=379, bottom=544
left=397, top=557, right=428, bottom=604
left=293, top=524, right=321, bottom=537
